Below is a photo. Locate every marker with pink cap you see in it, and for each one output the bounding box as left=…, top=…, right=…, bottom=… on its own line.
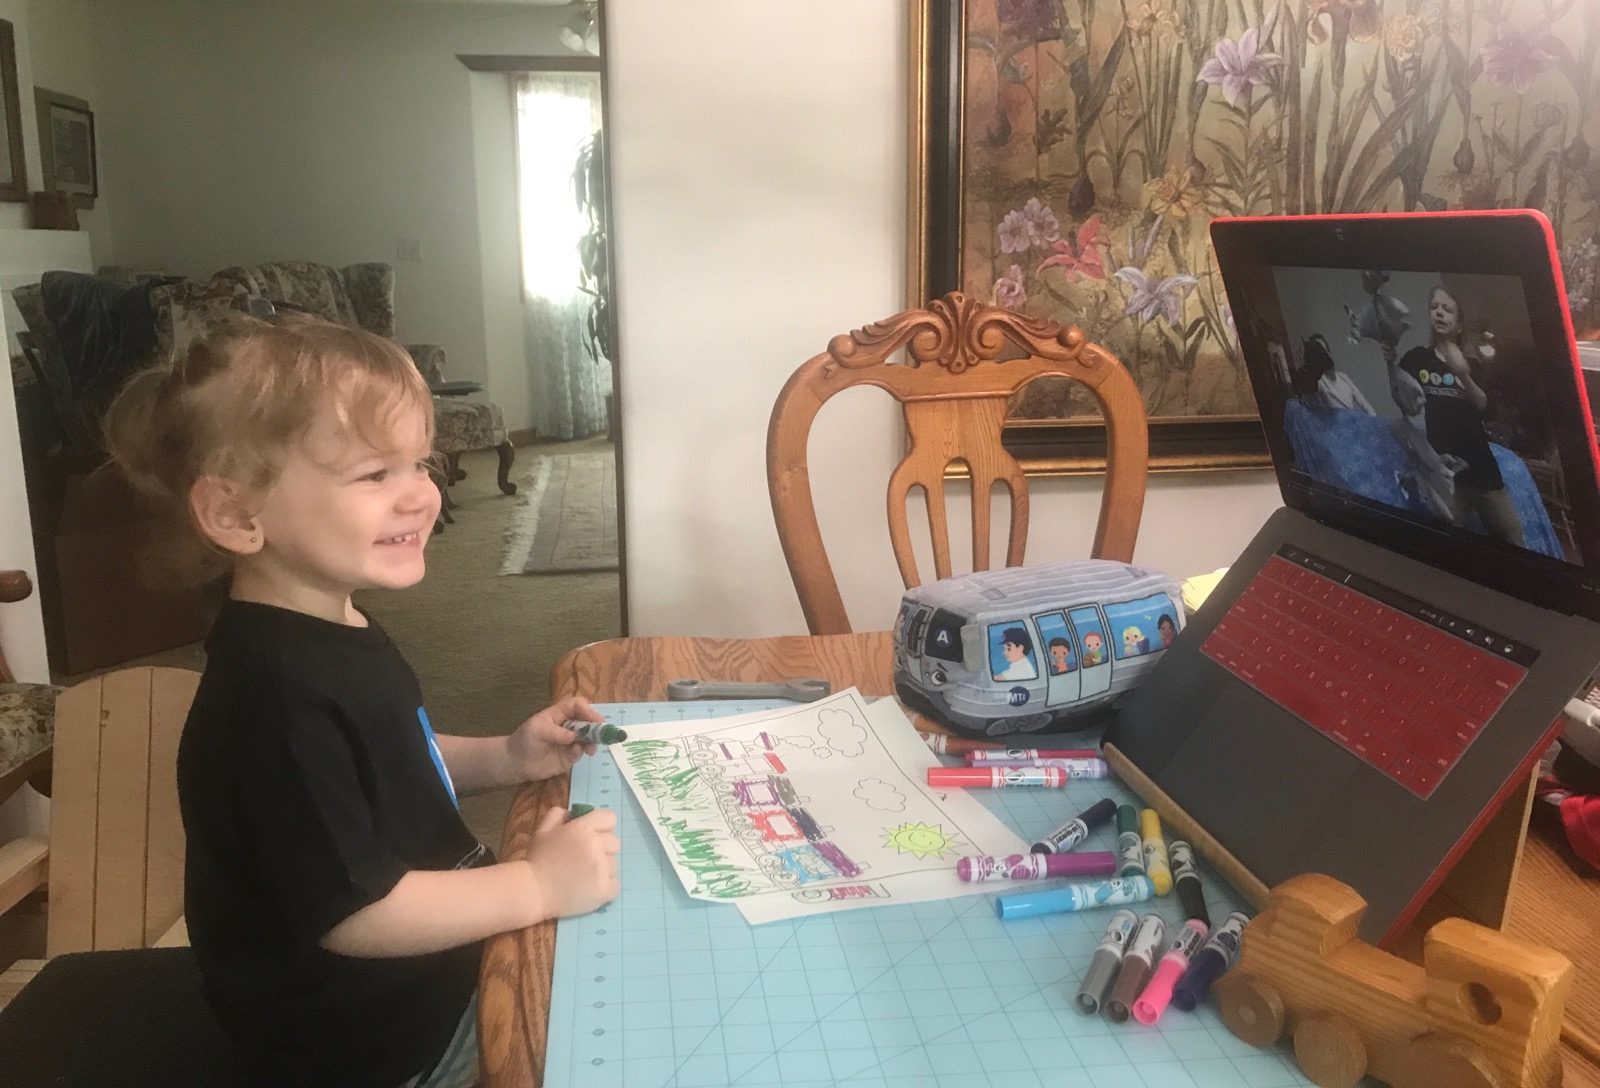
left=1131, top=918, right=1210, bottom=1025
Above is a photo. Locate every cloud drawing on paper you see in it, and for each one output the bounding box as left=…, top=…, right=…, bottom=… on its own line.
left=853, top=777, right=908, bottom=812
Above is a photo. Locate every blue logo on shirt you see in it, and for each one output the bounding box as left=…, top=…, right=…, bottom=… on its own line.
left=416, top=707, right=459, bottom=808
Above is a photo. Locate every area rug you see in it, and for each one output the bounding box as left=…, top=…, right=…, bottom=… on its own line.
left=499, top=449, right=618, bottom=575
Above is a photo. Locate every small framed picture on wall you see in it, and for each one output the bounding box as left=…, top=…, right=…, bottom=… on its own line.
left=0, top=20, right=27, bottom=203
left=35, top=87, right=96, bottom=207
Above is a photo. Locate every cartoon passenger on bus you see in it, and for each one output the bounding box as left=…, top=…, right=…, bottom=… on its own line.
left=990, top=626, right=1038, bottom=681
left=1158, top=614, right=1178, bottom=647
left=1047, top=636, right=1075, bottom=674
left=1081, top=631, right=1106, bottom=666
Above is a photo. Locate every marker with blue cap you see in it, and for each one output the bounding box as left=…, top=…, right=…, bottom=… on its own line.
left=994, top=875, right=1154, bottom=920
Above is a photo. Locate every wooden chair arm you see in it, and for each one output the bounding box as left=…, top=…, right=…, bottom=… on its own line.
left=0, top=571, right=32, bottom=605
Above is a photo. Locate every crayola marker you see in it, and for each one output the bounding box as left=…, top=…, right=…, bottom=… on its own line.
left=993, top=876, right=1154, bottom=920
left=1172, top=911, right=1249, bottom=1012
left=566, top=721, right=628, bottom=745
left=1169, top=839, right=1210, bottom=924
left=927, top=766, right=1069, bottom=788
left=918, top=732, right=1007, bottom=755
left=960, top=757, right=1110, bottom=777
left=1115, top=805, right=1145, bottom=878
left=1103, top=913, right=1166, bottom=1024
left=1074, top=910, right=1137, bottom=1015
left=1139, top=809, right=1172, bottom=895
left=1132, top=918, right=1209, bottom=1024
left=1031, top=797, right=1117, bottom=854
left=955, top=851, right=1117, bottom=882
left=967, top=748, right=1099, bottom=763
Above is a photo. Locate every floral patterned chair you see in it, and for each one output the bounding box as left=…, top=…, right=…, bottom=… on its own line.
left=207, top=261, right=518, bottom=519
left=0, top=569, right=57, bottom=922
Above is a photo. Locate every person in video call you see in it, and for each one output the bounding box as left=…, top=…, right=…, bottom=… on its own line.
left=1382, top=285, right=1525, bottom=547
left=1296, top=332, right=1376, bottom=414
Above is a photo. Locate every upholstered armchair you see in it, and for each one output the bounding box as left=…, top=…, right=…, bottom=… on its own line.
left=209, top=262, right=518, bottom=515
left=0, top=569, right=57, bottom=921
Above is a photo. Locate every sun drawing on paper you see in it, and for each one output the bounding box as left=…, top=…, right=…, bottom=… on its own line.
left=882, top=822, right=958, bottom=859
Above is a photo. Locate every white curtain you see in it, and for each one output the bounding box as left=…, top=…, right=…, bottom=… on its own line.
left=516, top=71, right=609, bottom=439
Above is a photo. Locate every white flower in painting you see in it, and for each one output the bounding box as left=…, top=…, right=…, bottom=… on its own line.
left=1196, top=25, right=1281, bottom=107
left=1114, top=267, right=1197, bottom=325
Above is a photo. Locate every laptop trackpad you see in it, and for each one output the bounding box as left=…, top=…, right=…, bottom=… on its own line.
left=1157, top=685, right=1351, bottom=884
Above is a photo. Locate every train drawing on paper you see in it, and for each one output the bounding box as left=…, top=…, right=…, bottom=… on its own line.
left=689, top=733, right=869, bottom=890
left=893, top=559, right=1184, bottom=737
left=1214, top=873, right=1570, bottom=1088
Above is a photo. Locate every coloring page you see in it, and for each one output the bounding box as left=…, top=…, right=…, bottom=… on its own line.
left=611, top=689, right=1026, bottom=922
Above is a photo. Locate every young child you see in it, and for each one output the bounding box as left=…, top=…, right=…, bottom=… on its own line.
left=103, top=314, right=620, bottom=1088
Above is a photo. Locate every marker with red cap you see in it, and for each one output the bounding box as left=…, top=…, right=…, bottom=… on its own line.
left=1132, top=918, right=1210, bottom=1025
left=966, top=748, right=1099, bottom=763
left=927, top=766, right=1068, bottom=788
left=959, top=757, right=1110, bottom=777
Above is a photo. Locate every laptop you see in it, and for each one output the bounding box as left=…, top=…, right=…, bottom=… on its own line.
left=1102, top=210, right=1600, bottom=946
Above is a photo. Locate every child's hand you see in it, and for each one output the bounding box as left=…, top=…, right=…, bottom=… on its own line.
left=506, top=697, right=601, bottom=782
left=524, top=805, right=620, bottom=919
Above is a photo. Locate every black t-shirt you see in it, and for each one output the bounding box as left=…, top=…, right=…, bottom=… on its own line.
left=179, top=600, right=487, bottom=1088
left=1398, top=344, right=1504, bottom=491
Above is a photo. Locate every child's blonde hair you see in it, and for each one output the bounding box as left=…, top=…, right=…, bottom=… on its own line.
left=103, top=312, right=435, bottom=585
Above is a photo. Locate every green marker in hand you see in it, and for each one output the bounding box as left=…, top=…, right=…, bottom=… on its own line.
left=566, top=720, right=628, bottom=745
left=568, top=803, right=595, bottom=820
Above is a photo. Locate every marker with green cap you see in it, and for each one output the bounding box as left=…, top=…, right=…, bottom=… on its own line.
left=1115, top=804, right=1146, bottom=878
left=566, top=720, right=628, bottom=745
left=568, top=803, right=595, bottom=820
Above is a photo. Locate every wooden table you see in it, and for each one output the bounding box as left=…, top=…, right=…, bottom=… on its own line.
left=480, top=631, right=1600, bottom=1088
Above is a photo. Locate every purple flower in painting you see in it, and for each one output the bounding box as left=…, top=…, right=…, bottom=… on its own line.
left=1480, top=20, right=1559, bottom=93
left=998, top=0, right=1057, bottom=42
left=997, top=197, right=1061, bottom=253
left=1114, top=267, right=1197, bottom=325
left=1196, top=26, right=1281, bottom=107
left=995, top=265, right=1027, bottom=309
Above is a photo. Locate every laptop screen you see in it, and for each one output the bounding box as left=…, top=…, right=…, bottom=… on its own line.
left=1213, top=212, right=1600, bottom=621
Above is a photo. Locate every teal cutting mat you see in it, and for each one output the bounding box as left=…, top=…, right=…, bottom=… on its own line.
left=545, top=701, right=1313, bottom=1088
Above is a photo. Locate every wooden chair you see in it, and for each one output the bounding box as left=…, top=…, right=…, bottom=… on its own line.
left=0, top=666, right=198, bottom=1009
left=767, top=291, right=1150, bottom=634
left=0, top=570, right=55, bottom=925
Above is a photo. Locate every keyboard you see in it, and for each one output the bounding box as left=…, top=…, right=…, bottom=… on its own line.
left=1200, top=548, right=1533, bottom=799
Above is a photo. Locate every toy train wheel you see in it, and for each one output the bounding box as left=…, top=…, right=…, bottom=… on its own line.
left=1386, top=1032, right=1503, bottom=1088
left=1214, top=970, right=1285, bottom=1048
left=1292, top=1013, right=1366, bottom=1088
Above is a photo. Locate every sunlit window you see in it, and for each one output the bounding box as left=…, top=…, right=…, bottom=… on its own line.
left=516, top=74, right=598, bottom=300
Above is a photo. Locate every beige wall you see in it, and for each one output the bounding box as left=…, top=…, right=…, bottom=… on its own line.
left=85, top=0, right=571, bottom=431
left=23, top=0, right=112, bottom=264
left=607, top=0, right=1282, bottom=638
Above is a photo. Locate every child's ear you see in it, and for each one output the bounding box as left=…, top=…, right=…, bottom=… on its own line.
left=190, top=476, right=264, bottom=555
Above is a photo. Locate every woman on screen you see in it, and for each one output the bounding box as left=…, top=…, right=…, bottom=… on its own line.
left=1384, top=285, right=1525, bottom=547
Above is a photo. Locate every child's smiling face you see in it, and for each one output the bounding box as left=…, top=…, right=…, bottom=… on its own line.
left=245, top=401, right=440, bottom=608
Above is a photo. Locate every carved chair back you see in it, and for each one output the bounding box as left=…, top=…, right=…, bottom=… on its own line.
left=767, top=292, right=1150, bottom=635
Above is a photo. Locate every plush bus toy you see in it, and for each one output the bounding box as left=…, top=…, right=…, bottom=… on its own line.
left=893, top=560, right=1184, bottom=737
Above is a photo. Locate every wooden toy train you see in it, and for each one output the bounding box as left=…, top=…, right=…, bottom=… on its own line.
left=1214, top=873, right=1571, bottom=1088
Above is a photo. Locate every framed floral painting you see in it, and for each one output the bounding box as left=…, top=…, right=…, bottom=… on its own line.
left=912, top=0, right=1600, bottom=473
